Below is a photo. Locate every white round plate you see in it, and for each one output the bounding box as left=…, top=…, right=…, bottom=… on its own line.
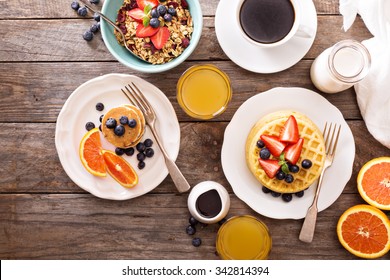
left=215, top=0, right=317, bottom=73
left=55, top=74, right=180, bottom=200
left=221, top=88, right=355, bottom=219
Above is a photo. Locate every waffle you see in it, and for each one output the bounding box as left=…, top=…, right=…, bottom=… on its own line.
left=245, top=111, right=326, bottom=193
left=102, top=105, right=145, bottom=148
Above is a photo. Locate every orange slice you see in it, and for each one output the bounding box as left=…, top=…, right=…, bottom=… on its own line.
left=357, top=157, right=390, bottom=210
left=79, top=128, right=106, bottom=177
left=337, top=204, right=390, bottom=259
left=102, top=150, right=138, bottom=188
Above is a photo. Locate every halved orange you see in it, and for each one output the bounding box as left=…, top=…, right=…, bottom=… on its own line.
left=357, top=157, right=390, bottom=210
left=102, top=150, right=138, bottom=188
left=79, top=128, right=106, bottom=177
left=337, top=204, right=390, bottom=259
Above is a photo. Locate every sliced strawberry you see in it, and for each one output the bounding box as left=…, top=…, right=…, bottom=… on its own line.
left=259, top=159, right=280, bottom=179
left=128, top=8, right=145, bottom=23
left=260, top=135, right=287, bottom=157
left=136, top=24, right=160, bottom=38
left=136, top=0, right=158, bottom=10
left=151, top=27, right=170, bottom=49
left=280, top=115, right=299, bottom=144
left=284, top=138, right=304, bottom=165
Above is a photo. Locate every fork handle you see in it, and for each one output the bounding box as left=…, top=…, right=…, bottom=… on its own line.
left=150, top=127, right=191, bottom=193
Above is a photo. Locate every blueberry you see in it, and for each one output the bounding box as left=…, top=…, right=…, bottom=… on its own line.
left=149, top=17, right=160, bottom=28
left=256, top=140, right=265, bottom=149
left=85, top=122, right=95, bottom=131
left=114, top=125, right=125, bottom=136
left=295, top=191, right=305, bottom=198
left=83, top=30, right=93, bottom=41
left=137, top=152, right=146, bottom=162
left=151, top=9, right=159, bottom=18
left=124, top=147, right=135, bottom=156
left=90, top=22, right=100, bottom=33
left=99, top=124, right=102, bottom=131
left=259, top=148, right=271, bottom=159
left=144, top=138, right=153, bottom=147
left=136, top=142, right=146, bottom=153
left=192, top=237, right=202, bottom=247
left=262, top=186, right=271, bottom=193
left=77, top=6, right=88, bottom=17
left=99, top=114, right=104, bottom=122
left=282, top=193, right=293, bottom=202
left=163, top=13, right=172, bottom=22
left=93, top=12, right=100, bottom=22
left=189, top=216, right=198, bottom=226
left=119, top=116, right=128, bottom=125
left=115, top=147, right=125, bottom=156
left=105, top=118, right=116, bottom=128
left=186, top=225, right=196, bottom=235
left=145, top=148, right=154, bottom=158
left=95, top=102, right=104, bottom=111
left=301, top=159, right=313, bottom=169
left=90, top=0, right=100, bottom=4
left=270, top=191, right=281, bottom=197
left=167, top=7, right=177, bottom=16
left=128, top=118, right=137, bottom=128
left=285, top=174, right=294, bottom=183
left=138, top=161, right=146, bottom=169
left=71, top=1, right=79, bottom=10
left=276, top=170, right=286, bottom=180
left=157, top=4, right=167, bottom=15
left=289, top=164, right=300, bottom=173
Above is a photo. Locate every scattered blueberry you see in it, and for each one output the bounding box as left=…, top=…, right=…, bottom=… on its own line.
left=289, top=164, right=300, bottom=173
left=124, top=147, right=135, bottom=156
left=151, top=9, right=159, bottom=18
left=83, top=30, right=93, bottom=41
left=95, top=102, right=104, bottom=111
left=285, top=174, right=294, bottom=183
left=93, top=12, right=100, bottom=22
left=186, top=225, right=196, bottom=235
left=90, top=22, right=100, bottom=33
left=157, top=4, right=167, bottom=16
left=99, top=114, right=104, bottom=122
left=77, top=6, right=88, bottom=17
left=295, top=191, right=305, bottom=198
left=262, top=186, right=271, bottom=193
left=260, top=148, right=271, bottom=159
left=301, top=159, right=312, bottom=169
left=137, top=152, right=146, bottom=162
left=115, top=147, right=125, bottom=156
left=98, top=124, right=102, bottom=131
left=163, top=13, right=172, bottom=22
left=90, top=0, right=100, bottom=4
left=192, top=237, right=202, bottom=247
left=105, top=118, right=117, bottom=128
left=145, top=148, right=154, bottom=158
left=138, top=161, right=146, bottom=169
left=270, top=191, right=281, bottom=197
left=256, top=140, right=265, bottom=149
left=119, top=116, right=129, bottom=125
left=144, top=138, right=153, bottom=147
left=128, top=118, right=137, bottom=128
left=71, top=1, right=79, bottom=10
left=85, top=122, right=95, bottom=131
left=149, top=18, right=160, bottom=28
left=167, top=7, right=177, bottom=16
left=136, top=142, right=146, bottom=153
left=276, top=170, right=286, bottom=180
left=189, top=216, right=198, bottom=226
left=282, top=193, right=293, bottom=202
left=114, top=125, right=125, bottom=136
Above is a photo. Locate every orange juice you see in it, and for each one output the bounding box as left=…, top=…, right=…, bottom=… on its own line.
left=177, top=65, right=231, bottom=119
left=216, top=215, right=272, bottom=260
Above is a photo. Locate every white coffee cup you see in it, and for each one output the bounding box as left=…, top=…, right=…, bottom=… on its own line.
left=236, top=0, right=313, bottom=48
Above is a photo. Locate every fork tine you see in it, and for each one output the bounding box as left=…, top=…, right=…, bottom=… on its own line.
left=130, top=82, right=153, bottom=113
left=329, top=124, right=341, bottom=156
left=121, top=87, right=136, bottom=107
left=323, top=122, right=332, bottom=153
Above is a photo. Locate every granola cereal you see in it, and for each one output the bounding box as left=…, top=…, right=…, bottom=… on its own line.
left=115, top=0, right=193, bottom=64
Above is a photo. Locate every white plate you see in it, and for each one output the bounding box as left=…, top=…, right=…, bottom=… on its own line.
left=55, top=74, right=180, bottom=200
left=221, top=88, right=355, bottom=219
left=215, top=0, right=317, bottom=73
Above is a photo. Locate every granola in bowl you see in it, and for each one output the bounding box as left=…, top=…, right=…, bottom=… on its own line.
left=115, top=0, right=194, bottom=64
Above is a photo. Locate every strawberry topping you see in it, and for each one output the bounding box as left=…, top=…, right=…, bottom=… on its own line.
left=260, top=135, right=287, bottom=157
left=284, top=138, right=304, bottom=165
left=128, top=8, right=145, bottom=23
left=136, top=0, right=158, bottom=10
left=259, top=159, right=280, bottom=179
left=151, top=27, right=170, bottom=49
left=279, top=115, right=299, bottom=144
left=136, top=24, right=160, bottom=38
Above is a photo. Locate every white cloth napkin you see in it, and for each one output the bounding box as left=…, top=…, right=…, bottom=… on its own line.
left=339, top=0, right=390, bottom=149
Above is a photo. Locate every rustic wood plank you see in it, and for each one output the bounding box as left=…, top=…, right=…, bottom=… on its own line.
left=0, top=16, right=371, bottom=62
left=0, top=193, right=387, bottom=260
left=0, top=121, right=388, bottom=194
left=0, top=60, right=363, bottom=123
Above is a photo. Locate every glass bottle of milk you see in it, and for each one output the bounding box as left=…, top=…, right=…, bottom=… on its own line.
left=310, top=40, right=371, bottom=94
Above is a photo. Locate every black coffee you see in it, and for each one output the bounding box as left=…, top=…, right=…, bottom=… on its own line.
left=195, top=189, right=222, bottom=218
left=239, top=0, right=295, bottom=44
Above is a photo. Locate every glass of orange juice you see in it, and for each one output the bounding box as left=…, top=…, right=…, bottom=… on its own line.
left=177, top=64, right=232, bottom=120
left=216, top=215, right=272, bottom=260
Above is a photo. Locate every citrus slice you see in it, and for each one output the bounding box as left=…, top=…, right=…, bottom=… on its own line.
left=102, top=150, right=138, bottom=188
left=337, top=204, right=390, bottom=259
left=79, top=128, right=106, bottom=177
left=357, top=157, right=390, bottom=210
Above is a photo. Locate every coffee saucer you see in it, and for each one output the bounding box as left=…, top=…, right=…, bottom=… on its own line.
left=215, top=0, right=317, bottom=73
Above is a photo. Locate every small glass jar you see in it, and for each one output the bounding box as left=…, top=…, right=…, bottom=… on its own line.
left=310, top=40, right=371, bottom=94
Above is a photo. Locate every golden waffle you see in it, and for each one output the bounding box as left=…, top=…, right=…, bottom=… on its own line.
left=102, top=105, right=145, bottom=148
left=245, top=111, right=326, bottom=193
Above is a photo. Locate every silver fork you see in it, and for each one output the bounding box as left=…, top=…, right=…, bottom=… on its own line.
left=299, top=123, right=341, bottom=243
left=122, top=83, right=191, bottom=193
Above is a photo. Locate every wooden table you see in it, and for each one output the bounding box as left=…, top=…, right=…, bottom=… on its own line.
left=1, top=0, right=388, bottom=260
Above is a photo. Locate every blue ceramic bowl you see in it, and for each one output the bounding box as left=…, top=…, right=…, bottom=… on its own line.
left=101, top=0, right=203, bottom=73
